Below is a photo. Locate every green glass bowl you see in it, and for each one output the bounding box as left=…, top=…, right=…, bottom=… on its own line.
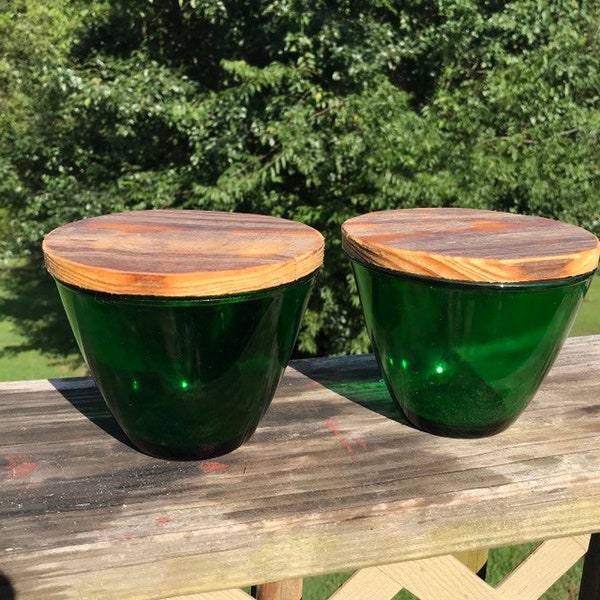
left=54, top=273, right=317, bottom=459
left=350, top=259, right=594, bottom=437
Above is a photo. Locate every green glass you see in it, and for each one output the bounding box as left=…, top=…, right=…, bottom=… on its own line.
left=350, top=260, right=594, bottom=437
left=54, top=274, right=317, bottom=459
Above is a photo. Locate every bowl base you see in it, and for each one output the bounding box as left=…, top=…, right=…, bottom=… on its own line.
left=128, top=434, right=248, bottom=461
left=400, top=407, right=515, bottom=439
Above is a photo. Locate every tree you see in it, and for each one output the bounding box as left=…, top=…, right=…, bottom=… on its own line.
left=2, top=0, right=600, bottom=358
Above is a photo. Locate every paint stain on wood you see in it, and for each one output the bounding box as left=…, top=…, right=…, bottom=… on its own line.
left=1, top=454, right=38, bottom=480
left=155, top=516, right=172, bottom=524
left=199, top=461, right=229, bottom=473
left=324, top=418, right=367, bottom=452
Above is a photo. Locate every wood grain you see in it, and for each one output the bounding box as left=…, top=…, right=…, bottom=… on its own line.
left=43, top=210, right=324, bottom=296
left=453, top=549, right=488, bottom=574
left=254, top=580, right=302, bottom=600
left=342, top=208, right=600, bottom=283
left=2, top=336, right=600, bottom=599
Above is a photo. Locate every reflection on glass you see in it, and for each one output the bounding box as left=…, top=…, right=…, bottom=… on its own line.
left=56, top=274, right=316, bottom=459
left=351, top=261, right=593, bottom=437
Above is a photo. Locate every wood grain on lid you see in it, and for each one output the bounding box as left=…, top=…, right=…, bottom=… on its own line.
left=342, top=208, right=600, bottom=283
left=43, top=210, right=324, bottom=296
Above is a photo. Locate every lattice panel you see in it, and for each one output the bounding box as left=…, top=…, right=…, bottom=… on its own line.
left=180, top=534, right=589, bottom=600
left=330, top=534, right=590, bottom=600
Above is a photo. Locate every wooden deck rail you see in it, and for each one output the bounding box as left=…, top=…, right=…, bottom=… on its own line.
left=2, top=335, right=600, bottom=599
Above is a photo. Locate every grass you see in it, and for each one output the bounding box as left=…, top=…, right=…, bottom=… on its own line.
left=0, top=265, right=86, bottom=381
left=568, top=273, right=600, bottom=337
left=1, top=273, right=599, bottom=599
left=0, top=316, right=86, bottom=380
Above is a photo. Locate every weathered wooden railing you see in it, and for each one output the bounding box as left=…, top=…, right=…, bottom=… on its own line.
left=3, top=335, right=600, bottom=600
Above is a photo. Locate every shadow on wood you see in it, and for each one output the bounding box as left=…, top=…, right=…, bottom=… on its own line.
left=291, top=354, right=411, bottom=425
left=49, top=377, right=136, bottom=451
left=0, top=573, right=15, bottom=600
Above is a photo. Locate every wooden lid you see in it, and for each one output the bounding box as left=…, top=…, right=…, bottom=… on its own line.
left=342, top=208, right=600, bottom=283
left=43, top=210, right=324, bottom=297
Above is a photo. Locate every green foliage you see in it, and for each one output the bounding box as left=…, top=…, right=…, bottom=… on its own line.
left=2, top=0, right=600, bottom=357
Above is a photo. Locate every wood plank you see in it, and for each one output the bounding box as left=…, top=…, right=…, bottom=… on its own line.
left=43, top=210, right=324, bottom=296
left=342, top=208, right=600, bottom=282
left=2, top=336, right=600, bottom=599
left=328, top=566, right=402, bottom=600
left=329, top=549, right=488, bottom=600
left=165, top=591, right=251, bottom=600
left=453, top=549, right=488, bottom=574
left=495, top=535, right=589, bottom=599
left=381, top=556, right=503, bottom=600
left=254, top=580, right=302, bottom=600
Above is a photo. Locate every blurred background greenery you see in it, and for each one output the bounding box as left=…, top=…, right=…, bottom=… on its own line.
left=1, top=0, right=600, bottom=360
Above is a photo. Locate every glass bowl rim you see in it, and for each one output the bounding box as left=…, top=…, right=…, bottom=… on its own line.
left=346, top=255, right=595, bottom=291
left=53, top=269, right=320, bottom=307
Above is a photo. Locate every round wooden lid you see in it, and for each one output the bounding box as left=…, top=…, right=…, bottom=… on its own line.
left=43, top=210, right=324, bottom=297
left=342, top=208, right=600, bottom=283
